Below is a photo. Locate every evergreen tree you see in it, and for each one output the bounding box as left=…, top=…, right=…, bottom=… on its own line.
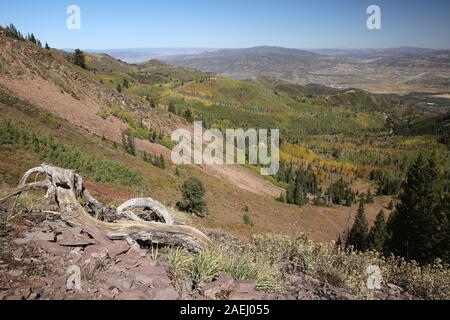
left=437, top=194, right=450, bottom=263
left=327, top=178, right=355, bottom=206
left=183, top=108, right=193, bottom=122
left=116, top=83, right=122, bottom=93
left=122, top=131, right=136, bottom=156
left=127, top=132, right=136, bottom=156
left=336, top=235, right=343, bottom=248
left=122, top=79, right=129, bottom=89
left=158, top=154, right=165, bottom=169
left=27, top=33, right=37, bottom=44
left=346, top=199, right=369, bottom=251
left=168, top=102, right=176, bottom=114
left=73, top=49, right=86, bottom=69
left=149, top=97, right=157, bottom=108
left=367, top=210, right=387, bottom=252
left=366, top=189, right=374, bottom=203
left=121, top=131, right=127, bottom=152
left=345, top=197, right=353, bottom=207
left=293, top=178, right=306, bottom=206
left=385, top=154, right=446, bottom=264
left=4, top=24, right=24, bottom=40
left=45, top=42, right=50, bottom=50
left=176, top=177, right=208, bottom=217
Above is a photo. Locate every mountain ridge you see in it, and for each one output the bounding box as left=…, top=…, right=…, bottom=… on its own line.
left=162, top=46, right=450, bottom=93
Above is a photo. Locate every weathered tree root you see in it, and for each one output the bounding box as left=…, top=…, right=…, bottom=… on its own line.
left=0, top=164, right=213, bottom=251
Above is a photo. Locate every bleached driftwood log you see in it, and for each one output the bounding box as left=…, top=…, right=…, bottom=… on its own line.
left=0, top=164, right=212, bottom=250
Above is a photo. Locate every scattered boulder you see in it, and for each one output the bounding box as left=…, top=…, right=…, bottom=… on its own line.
left=118, top=290, right=153, bottom=300
left=12, top=247, right=24, bottom=260
left=148, top=286, right=179, bottom=300
left=83, top=245, right=108, bottom=260
left=57, top=228, right=96, bottom=247
left=82, top=225, right=113, bottom=245
left=228, top=281, right=260, bottom=300
left=35, top=240, right=68, bottom=256
left=199, top=272, right=234, bottom=299
left=105, top=240, right=129, bottom=260
left=68, top=247, right=83, bottom=264
left=102, top=273, right=135, bottom=292
left=14, top=231, right=55, bottom=244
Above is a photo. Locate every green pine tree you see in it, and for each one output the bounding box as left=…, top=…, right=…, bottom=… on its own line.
left=385, top=154, right=446, bottom=264
left=73, top=49, right=86, bottom=69
left=176, top=177, right=208, bottom=217
left=168, top=102, right=176, bottom=114
left=366, top=189, right=374, bottom=204
left=367, top=210, right=387, bottom=252
left=346, top=199, right=369, bottom=251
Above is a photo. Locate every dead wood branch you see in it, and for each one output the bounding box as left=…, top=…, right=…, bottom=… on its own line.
left=1, top=164, right=213, bottom=250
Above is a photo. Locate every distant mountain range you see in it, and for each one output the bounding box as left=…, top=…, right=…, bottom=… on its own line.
left=80, top=46, right=450, bottom=94
left=160, top=46, right=450, bottom=93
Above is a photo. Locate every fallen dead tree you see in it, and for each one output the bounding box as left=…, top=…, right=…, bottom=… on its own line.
left=0, top=164, right=213, bottom=250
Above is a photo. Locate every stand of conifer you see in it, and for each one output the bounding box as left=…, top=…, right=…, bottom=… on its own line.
left=0, top=164, right=213, bottom=250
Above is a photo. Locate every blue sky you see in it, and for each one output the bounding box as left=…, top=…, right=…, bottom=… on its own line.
left=1, top=0, right=449, bottom=49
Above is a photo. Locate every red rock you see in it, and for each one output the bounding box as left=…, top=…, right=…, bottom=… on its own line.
left=118, top=291, right=153, bottom=300
left=228, top=291, right=259, bottom=300
left=103, top=274, right=134, bottom=292
left=12, top=248, right=24, bottom=260
left=16, top=278, right=46, bottom=289
left=115, top=250, right=141, bottom=268
left=35, top=241, right=68, bottom=256
left=53, top=275, right=68, bottom=289
left=147, top=287, right=179, bottom=300
left=105, top=241, right=129, bottom=260
left=133, top=265, right=172, bottom=287
left=83, top=245, right=108, bottom=259
left=43, top=221, right=67, bottom=234
left=199, top=272, right=235, bottom=299
left=57, top=229, right=96, bottom=246
left=82, top=226, right=113, bottom=245
left=98, top=288, right=115, bottom=300
left=14, top=231, right=55, bottom=245
left=228, top=281, right=260, bottom=300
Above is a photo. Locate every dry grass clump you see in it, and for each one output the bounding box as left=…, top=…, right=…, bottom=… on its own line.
left=167, top=244, right=281, bottom=292
left=166, top=233, right=450, bottom=299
